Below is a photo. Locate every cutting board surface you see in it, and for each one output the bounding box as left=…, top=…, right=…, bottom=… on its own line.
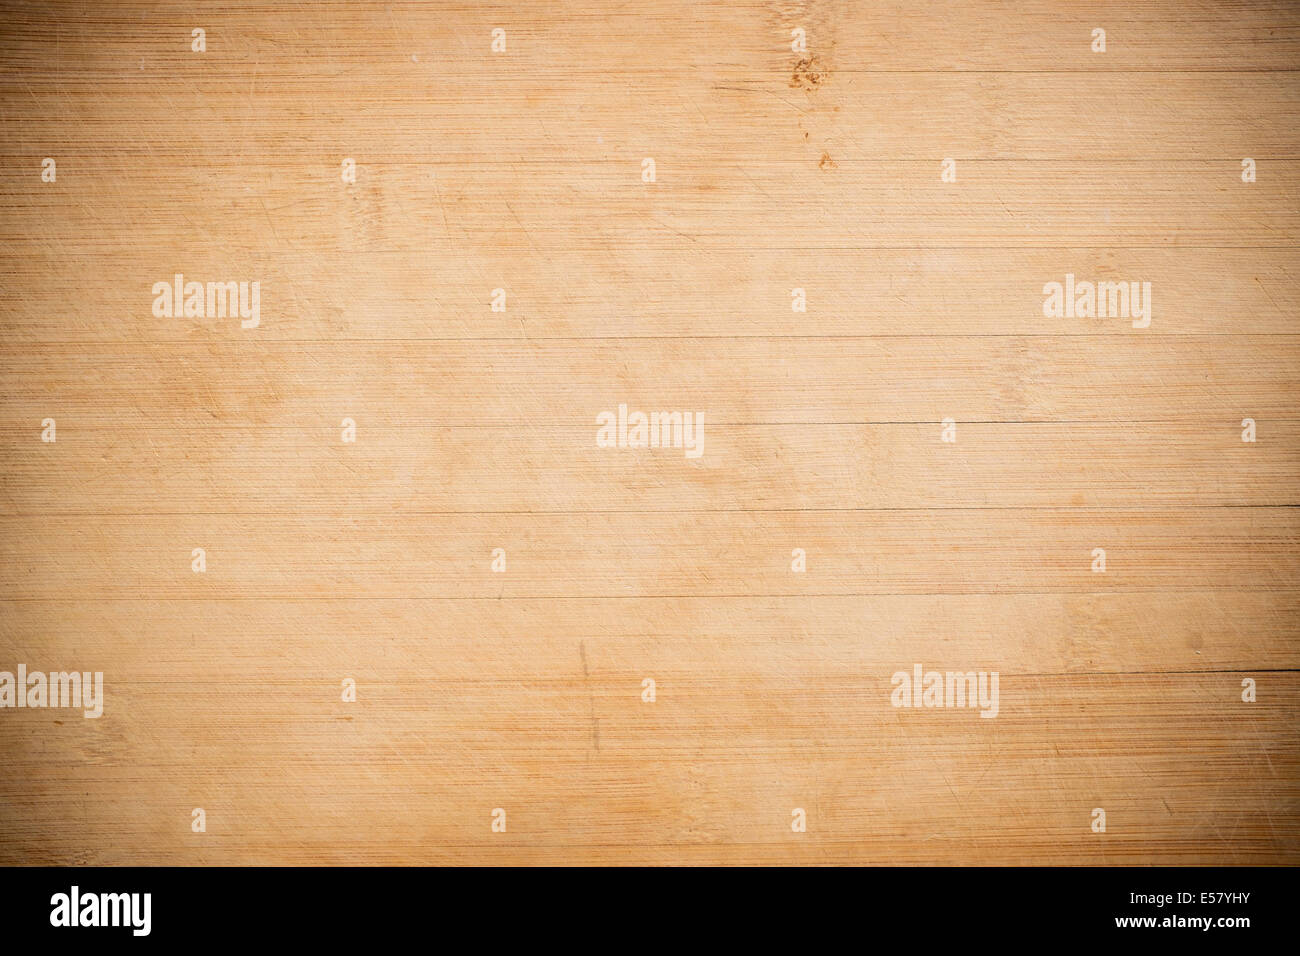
left=1, top=0, right=1297, bottom=865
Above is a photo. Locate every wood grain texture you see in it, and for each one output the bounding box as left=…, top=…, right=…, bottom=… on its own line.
left=1, top=0, right=1297, bottom=865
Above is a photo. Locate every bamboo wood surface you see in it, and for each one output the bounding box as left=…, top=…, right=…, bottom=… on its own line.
left=1, top=0, right=1297, bottom=865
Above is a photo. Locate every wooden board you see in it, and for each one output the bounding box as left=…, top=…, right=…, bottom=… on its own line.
left=0, top=0, right=1297, bottom=866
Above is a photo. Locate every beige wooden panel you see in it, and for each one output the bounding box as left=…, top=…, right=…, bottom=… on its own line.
left=6, top=75, right=1300, bottom=161
left=1, top=339, right=1295, bottom=424
left=0, top=0, right=1296, bottom=867
left=1, top=509, right=1296, bottom=598
left=1, top=248, right=1299, bottom=341
left=3, top=161, right=1297, bottom=250
left=1, top=1, right=1297, bottom=75
left=2, top=421, right=1297, bottom=512
left=3, top=593, right=1296, bottom=679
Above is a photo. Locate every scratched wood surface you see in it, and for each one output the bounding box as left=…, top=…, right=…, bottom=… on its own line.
left=1, top=0, right=1298, bottom=865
